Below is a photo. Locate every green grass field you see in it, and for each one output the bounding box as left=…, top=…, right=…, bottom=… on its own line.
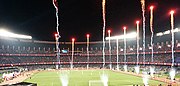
left=0, top=74, right=2, bottom=83
left=25, top=70, right=165, bottom=86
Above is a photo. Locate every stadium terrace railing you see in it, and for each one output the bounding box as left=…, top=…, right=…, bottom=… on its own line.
left=0, top=50, right=180, bottom=57
left=0, top=62, right=180, bottom=67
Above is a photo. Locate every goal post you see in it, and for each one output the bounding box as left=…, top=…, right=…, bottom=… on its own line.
left=89, top=80, right=104, bottom=86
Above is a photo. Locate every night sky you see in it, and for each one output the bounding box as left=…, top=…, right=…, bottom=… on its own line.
left=0, top=0, right=180, bottom=41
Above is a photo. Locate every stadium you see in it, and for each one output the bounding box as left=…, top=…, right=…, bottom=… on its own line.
left=1, top=0, right=180, bottom=86
left=0, top=28, right=180, bottom=86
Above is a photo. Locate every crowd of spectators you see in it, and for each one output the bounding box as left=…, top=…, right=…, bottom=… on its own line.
left=0, top=38, right=180, bottom=66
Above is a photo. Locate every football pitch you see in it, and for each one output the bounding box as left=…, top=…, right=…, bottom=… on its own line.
left=25, top=70, right=165, bottom=86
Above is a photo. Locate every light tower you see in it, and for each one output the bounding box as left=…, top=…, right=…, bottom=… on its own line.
left=108, top=30, right=112, bottom=70
left=136, top=21, right=140, bottom=66
left=71, top=38, right=75, bottom=69
left=123, top=26, right=127, bottom=72
left=86, top=34, right=90, bottom=69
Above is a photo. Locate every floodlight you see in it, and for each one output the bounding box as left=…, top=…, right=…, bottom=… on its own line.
left=86, top=34, right=90, bottom=38
left=72, top=38, right=75, bottom=42
left=123, top=26, right=127, bottom=30
left=150, top=6, right=154, bottom=10
left=164, top=30, right=170, bottom=35
left=156, top=32, right=163, bottom=36
left=105, top=32, right=137, bottom=40
left=108, top=30, right=111, bottom=33
left=55, top=33, right=58, bottom=37
left=0, top=29, right=32, bottom=39
left=170, top=10, right=174, bottom=14
left=136, top=21, right=140, bottom=24
left=156, top=28, right=180, bottom=37
left=173, top=28, right=179, bottom=32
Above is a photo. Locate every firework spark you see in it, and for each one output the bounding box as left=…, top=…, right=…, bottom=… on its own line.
left=102, top=0, right=106, bottom=68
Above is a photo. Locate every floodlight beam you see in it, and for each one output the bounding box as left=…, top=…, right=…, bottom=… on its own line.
left=0, top=29, right=32, bottom=39
left=105, top=32, right=137, bottom=40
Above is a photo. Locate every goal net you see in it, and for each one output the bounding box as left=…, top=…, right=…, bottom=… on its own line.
left=89, top=80, right=104, bottom=86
